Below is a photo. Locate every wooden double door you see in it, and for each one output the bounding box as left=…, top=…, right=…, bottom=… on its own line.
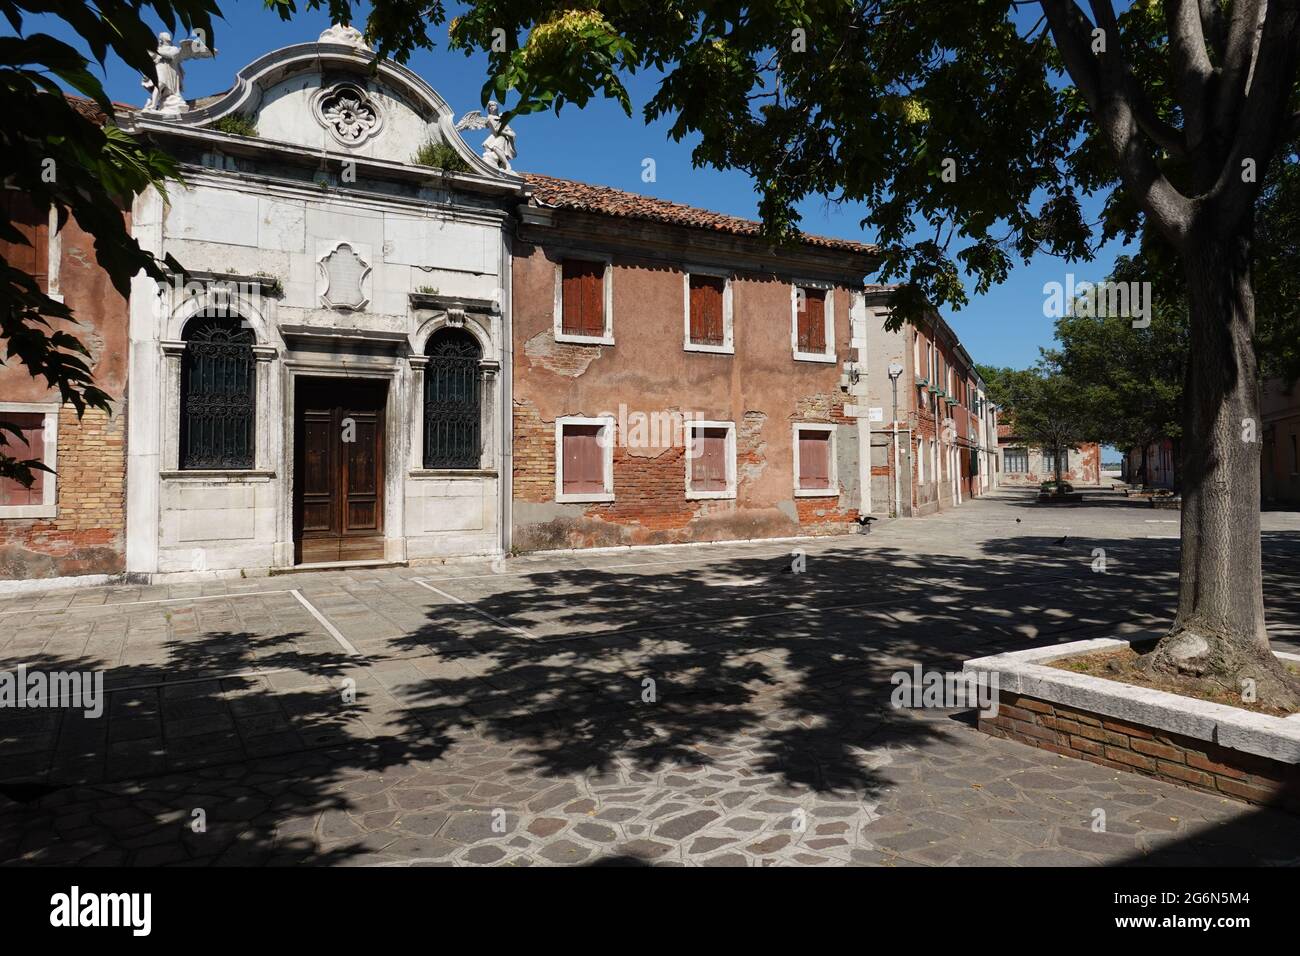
left=294, top=379, right=387, bottom=564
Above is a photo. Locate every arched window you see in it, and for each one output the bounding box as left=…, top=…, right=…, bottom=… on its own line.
left=423, top=327, right=482, bottom=469
left=180, top=315, right=256, bottom=469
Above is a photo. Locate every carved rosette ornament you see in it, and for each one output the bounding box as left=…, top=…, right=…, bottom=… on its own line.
left=312, top=82, right=384, bottom=147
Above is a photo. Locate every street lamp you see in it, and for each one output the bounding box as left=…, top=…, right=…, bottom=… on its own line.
left=888, top=362, right=904, bottom=516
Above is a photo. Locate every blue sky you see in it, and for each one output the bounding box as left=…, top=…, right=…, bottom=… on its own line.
left=17, top=0, right=1132, bottom=396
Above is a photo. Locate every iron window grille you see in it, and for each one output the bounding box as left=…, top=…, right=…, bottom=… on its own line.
left=179, top=316, right=256, bottom=469
left=424, top=328, right=482, bottom=469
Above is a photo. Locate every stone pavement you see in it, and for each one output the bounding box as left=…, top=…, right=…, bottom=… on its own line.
left=2, top=489, right=1299, bottom=866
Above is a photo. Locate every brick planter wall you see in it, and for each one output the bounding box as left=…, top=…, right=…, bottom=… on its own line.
left=981, top=691, right=1300, bottom=814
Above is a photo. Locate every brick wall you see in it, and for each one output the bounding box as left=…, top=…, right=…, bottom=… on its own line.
left=0, top=405, right=126, bottom=579
left=510, top=230, right=866, bottom=553
left=513, top=397, right=858, bottom=551
left=981, top=691, right=1300, bottom=814
left=1, top=202, right=130, bottom=581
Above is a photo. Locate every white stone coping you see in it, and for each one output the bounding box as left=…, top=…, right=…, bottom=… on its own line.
left=964, top=637, right=1300, bottom=764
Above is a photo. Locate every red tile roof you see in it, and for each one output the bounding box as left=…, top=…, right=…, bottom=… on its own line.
left=521, top=173, right=878, bottom=256
left=65, top=94, right=138, bottom=126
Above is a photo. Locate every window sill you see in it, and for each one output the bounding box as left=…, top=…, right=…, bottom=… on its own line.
left=160, top=469, right=276, bottom=481
left=794, top=487, right=840, bottom=498
left=684, top=341, right=734, bottom=355
left=0, top=504, right=56, bottom=519
left=555, top=331, right=615, bottom=346
left=410, top=469, right=497, bottom=479
left=793, top=351, right=836, bottom=364
left=686, top=489, right=736, bottom=501
left=557, top=492, right=614, bottom=504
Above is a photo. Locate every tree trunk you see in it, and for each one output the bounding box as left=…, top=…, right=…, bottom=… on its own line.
left=1142, top=230, right=1300, bottom=708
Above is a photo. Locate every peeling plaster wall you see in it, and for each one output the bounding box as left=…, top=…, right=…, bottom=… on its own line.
left=0, top=214, right=130, bottom=580
left=511, top=238, right=864, bottom=551
left=998, top=442, right=1102, bottom=486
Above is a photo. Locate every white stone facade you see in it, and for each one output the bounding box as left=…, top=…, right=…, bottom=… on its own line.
left=123, top=37, right=524, bottom=578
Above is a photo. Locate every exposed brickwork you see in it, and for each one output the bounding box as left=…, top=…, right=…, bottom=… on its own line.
left=522, top=329, right=607, bottom=378
left=1, top=198, right=129, bottom=581
left=980, top=690, right=1300, bottom=814
left=511, top=230, right=867, bottom=552
left=793, top=392, right=851, bottom=425
left=512, top=399, right=555, bottom=505
left=0, top=405, right=126, bottom=579
left=511, top=397, right=858, bottom=551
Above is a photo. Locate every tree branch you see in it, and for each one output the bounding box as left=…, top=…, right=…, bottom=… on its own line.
left=1198, top=0, right=1229, bottom=57
left=1166, top=0, right=1215, bottom=147
left=1209, top=4, right=1300, bottom=233
left=1040, top=0, right=1193, bottom=245
left=1212, top=0, right=1267, bottom=134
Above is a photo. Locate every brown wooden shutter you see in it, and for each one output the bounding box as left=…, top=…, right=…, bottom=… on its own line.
left=691, top=427, right=728, bottom=491
left=798, top=430, right=831, bottom=489
left=689, top=276, right=725, bottom=346
left=562, top=260, right=604, bottom=336
left=797, top=288, right=825, bottom=352
left=562, top=424, right=604, bottom=494
left=1, top=192, right=49, bottom=293
left=0, top=413, right=46, bottom=506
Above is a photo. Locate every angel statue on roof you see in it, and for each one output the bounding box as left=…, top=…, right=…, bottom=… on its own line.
left=142, top=31, right=215, bottom=115
left=454, top=100, right=517, bottom=172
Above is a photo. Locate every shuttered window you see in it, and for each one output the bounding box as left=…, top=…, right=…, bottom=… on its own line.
left=1004, top=448, right=1029, bottom=472
left=688, top=275, right=726, bottom=346
left=688, top=426, right=731, bottom=494
left=798, top=430, right=831, bottom=490
left=1, top=191, right=49, bottom=293
left=0, top=413, right=47, bottom=506
left=1043, top=449, right=1069, bottom=474
left=796, top=288, right=826, bottom=353
left=561, top=423, right=606, bottom=495
left=561, top=259, right=605, bottom=337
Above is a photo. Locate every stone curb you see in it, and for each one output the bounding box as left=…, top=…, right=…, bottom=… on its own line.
left=964, top=637, right=1300, bottom=764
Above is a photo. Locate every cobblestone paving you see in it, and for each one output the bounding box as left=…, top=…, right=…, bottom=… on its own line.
left=1, top=490, right=1299, bottom=866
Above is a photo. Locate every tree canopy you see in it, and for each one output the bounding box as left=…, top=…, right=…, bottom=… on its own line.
left=0, top=0, right=216, bottom=485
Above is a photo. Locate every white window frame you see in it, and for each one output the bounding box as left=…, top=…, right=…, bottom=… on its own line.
left=555, top=415, right=615, bottom=503
left=917, top=435, right=925, bottom=485
left=682, top=268, right=735, bottom=354
left=790, top=282, right=836, bottom=363
left=684, top=420, right=737, bottom=500
left=0, top=402, right=58, bottom=519
left=553, top=255, right=615, bottom=345
left=792, top=422, right=839, bottom=497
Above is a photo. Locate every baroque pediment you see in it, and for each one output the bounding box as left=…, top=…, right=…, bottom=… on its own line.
left=145, top=34, right=512, bottom=180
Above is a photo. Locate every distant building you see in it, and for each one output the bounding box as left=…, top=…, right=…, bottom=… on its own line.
left=996, top=424, right=1102, bottom=487
left=1262, top=378, right=1300, bottom=507
left=863, top=287, right=994, bottom=516
left=1121, top=439, right=1177, bottom=489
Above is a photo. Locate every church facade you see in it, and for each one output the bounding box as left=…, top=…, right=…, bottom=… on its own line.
left=122, top=27, right=519, bottom=577
left=2, top=26, right=884, bottom=586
